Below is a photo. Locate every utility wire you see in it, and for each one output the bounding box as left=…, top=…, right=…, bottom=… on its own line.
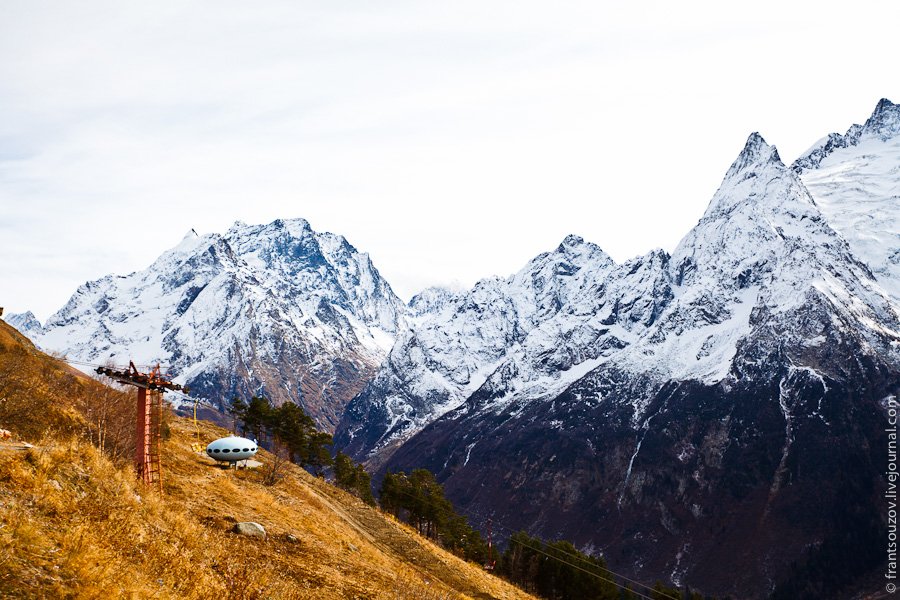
left=460, top=503, right=680, bottom=600
left=380, top=480, right=680, bottom=600
left=497, top=534, right=662, bottom=600
left=461, top=503, right=680, bottom=600
left=64, top=358, right=177, bottom=373
left=386, top=484, right=664, bottom=600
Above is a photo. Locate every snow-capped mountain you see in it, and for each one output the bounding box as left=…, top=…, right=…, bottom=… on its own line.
left=32, top=218, right=406, bottom=430
left=3, top=311, right=42, bottom=335
left=336, top=234, right=624, bottom=461
left=337, top=103, right=900, bottom=597
left=339, top=130, right=898, bottom=463
left=794, top=98, right=900, bottom=302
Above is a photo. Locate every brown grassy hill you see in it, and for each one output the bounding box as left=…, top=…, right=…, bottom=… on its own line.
left=0, top=320, right=535, bottom=599
left=0, top=319, right=87, bottom=439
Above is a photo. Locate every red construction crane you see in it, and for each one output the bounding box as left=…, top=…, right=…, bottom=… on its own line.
left=95, top=362, right=187, bottom=489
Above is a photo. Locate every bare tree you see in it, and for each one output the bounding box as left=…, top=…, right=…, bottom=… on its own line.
left=260, top=441, right=290, bottom=486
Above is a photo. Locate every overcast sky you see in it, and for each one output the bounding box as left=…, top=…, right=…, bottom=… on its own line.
left=2, top=1, right=899, bottom=321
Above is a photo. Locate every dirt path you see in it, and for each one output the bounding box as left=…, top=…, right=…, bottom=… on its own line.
left=305, top=480, right=505, bottom=600
left=304, top=483, right=379, bottom=546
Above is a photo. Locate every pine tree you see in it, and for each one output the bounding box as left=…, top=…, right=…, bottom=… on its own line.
left=272, top=402, right=314, bottom=462
left=227, top=396, right=248, bottom=434
left=379, top=472, right=405, bottom=518
left=243, top=396, right=272, bottom=442
left=304, top=431, right=333, bottom=475
left=333, top=451, right=375, bottom=505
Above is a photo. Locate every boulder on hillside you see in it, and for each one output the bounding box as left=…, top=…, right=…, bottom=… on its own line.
left=232, top=522, right=266, bottom=540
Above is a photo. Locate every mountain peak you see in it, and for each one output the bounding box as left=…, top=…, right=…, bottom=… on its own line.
left=4, top=311, right=42, bottom=334
left=743, top=131, right=778, bottom=159
left=226, top=218, right=315, bottom=242
left=34, top=216, right=407, bottom=430
left=558, top=234, right=585, bottom=250
left=700, top=132, right=793, bottom=220
left=725, top=132, right=783, bottom=180
left=792, top=97, right=899, bottom=174
left=168, top=227, right=213, bottom=259
left=680, top=128, right=824, bottom=278
left=408, top=286, right=458, bottom=316
left=550, top=234, right=613, bottom=268
left=863, top=97, right=900, bottom=140
left=271, top=218, right=313, bottom=239
left=873, top=97, right=896, bottom=115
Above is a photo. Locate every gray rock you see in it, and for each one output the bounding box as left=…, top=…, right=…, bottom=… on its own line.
left=232, top=522, right=267, bottom=540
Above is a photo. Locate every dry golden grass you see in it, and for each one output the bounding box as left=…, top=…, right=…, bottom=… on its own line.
left=0, top=320, right=535, bottom=599
left=0, top=419, right=535, bottom=599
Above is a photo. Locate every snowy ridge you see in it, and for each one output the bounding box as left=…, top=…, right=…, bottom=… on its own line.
left=472, top=130, right=897, bottom=417
left=32, top=218, right=406, bottom=430
left=3, top=311, right=42, bottom=335
left=337, top=235, right=621, bottom=455
left=339, top=124, right=900, bottom=462
left=794, top=98, right=900, bottom=302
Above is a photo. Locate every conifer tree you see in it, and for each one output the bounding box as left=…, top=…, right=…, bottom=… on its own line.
left=227, top=396, right=248, bottom=433
left=243, top=396, right=272, bottom=442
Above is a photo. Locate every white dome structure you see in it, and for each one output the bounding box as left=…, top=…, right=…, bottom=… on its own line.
left=206, top=436, right=258, bottom=462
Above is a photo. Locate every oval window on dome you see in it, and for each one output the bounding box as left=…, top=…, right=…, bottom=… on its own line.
left=213, top=449, right=221, bottom=453
left=222, top=448, right=230, bottom=453
left=242, top=448, right=249, bottom=452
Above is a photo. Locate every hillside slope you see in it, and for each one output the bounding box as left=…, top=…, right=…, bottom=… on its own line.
left=0, top=320, right=532, bottom=600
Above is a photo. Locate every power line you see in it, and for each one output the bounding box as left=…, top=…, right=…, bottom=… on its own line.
left=460, top=503, right=680, bottom=600
left=380, top=479, right=680, bottom=600
left=64, top=358, right=178, bottom=374
left=387, top=483, right=667, bottom=600
left=500, top=534, right=663, bottom=600
left=355, top=475, right=665, bottom=598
